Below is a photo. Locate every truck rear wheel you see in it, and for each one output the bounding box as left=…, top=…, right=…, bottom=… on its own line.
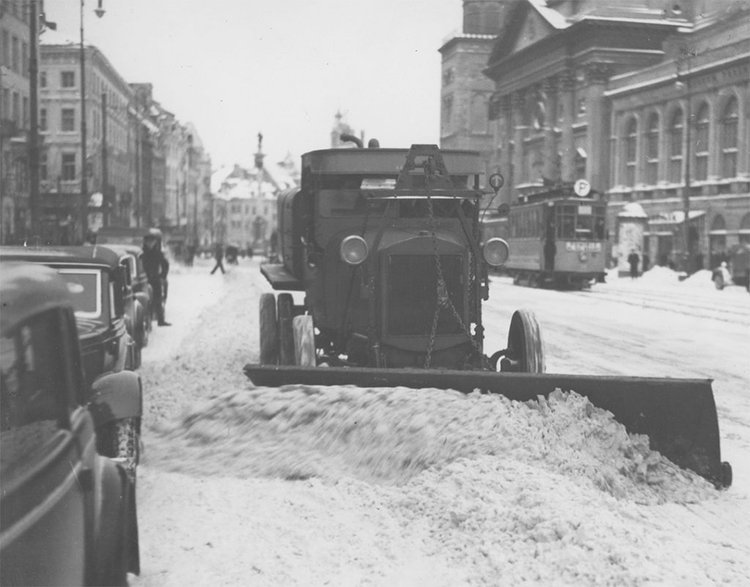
left=278, top=293, right=295, bottom=365
left=502, top=309, right=545, bottom=373
left=259, top=293, right=278, bottom=364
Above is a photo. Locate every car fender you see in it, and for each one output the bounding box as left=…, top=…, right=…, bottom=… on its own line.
left=135, top=291, right=150, bottom=319
left=88, top=370, right=143, bottom=428
left=90, top=456, right=139, bottom=584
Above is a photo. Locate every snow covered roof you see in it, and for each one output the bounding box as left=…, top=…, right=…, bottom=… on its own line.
left=617, top=202, right=648, bottom=219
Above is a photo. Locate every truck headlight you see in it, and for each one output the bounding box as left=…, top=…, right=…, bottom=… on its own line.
left=483, top=238, right=509, bottom=267
left=340, top=235, right=369, bottom=265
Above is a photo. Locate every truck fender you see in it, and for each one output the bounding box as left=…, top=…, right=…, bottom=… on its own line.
left=88, top=370, right=143, bottom=428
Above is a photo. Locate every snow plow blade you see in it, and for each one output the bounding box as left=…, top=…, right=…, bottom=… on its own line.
left=243, top=364, right=732, bottom=488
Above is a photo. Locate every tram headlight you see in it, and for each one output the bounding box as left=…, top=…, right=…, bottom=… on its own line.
left=340, top=235, right=369, bottom=265
left=483, top=237, right=510, bottom=267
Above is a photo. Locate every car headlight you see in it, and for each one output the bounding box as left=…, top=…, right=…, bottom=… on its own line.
left=483, top=238, right=509, bottom=267
left=578, top=251, right=588, bottom=262
left=340, top=235, right=369, bottom=265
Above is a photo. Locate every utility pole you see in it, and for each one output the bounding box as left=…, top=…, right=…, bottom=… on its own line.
left=28, top=0, right=40, bottom=238
left=101, top=91, right=108, bottom=226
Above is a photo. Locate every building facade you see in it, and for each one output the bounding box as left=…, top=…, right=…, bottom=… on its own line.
left=443, top=0, right=749, bottom=271
left=0, top=0, right=31, bottom=243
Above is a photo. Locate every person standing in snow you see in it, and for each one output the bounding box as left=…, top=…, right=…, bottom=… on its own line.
left=627, top=250, right=640, bottom=279
left=211, top=243, right=225, bottom=275
left=142, top=231, right=171, bottom=326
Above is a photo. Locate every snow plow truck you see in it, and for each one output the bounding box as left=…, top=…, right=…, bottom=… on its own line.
left=244, top=143, right=732, bottom=488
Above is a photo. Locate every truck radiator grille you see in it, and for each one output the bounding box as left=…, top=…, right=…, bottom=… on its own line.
left=386, top=255, right=463, bottom=336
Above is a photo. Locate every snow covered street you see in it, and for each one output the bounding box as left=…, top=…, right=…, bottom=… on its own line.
left=130, top=258, right=750, bottom=586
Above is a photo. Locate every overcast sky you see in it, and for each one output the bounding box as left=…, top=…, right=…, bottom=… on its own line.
left=42, top=0, right=462, bottom=168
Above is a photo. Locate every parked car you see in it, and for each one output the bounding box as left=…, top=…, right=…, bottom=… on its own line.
left=0, top=262, right=140, bottom=585
left=0, top=246, right=144, bottom=480
left=102, top=243, right=153, bottom=360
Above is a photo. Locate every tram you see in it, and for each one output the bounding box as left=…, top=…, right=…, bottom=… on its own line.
left=483, top=180, right=607, bottom=289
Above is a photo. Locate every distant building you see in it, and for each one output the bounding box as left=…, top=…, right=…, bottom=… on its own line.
left=0, top=2, right=31, bottom=243
left=211, top=147, right=298, bottom=252
left=442, top=0, right=750, bottom=271
left=39, top=44, right=140, bottom=238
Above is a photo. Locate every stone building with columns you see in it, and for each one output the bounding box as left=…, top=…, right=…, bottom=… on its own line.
left=442, top=0, right=750, bottom=271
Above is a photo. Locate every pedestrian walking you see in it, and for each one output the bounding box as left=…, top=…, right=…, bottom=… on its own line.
left=211, top=243, right=225, bottom=275
left=627, top=250, right=640, bottom=279
left=142, top=231, right=171, bottom=326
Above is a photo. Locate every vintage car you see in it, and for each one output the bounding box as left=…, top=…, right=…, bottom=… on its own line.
left=0, top=246, right=144, bottom=480
left=0, top=262, right=140, bottom=585
left=102, top=243, right=153, bottom=360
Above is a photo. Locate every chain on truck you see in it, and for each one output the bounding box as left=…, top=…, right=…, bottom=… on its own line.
left=245, top=140, right=732, bottom=489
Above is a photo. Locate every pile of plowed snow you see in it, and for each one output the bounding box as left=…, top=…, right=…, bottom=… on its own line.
left=148, top=385, right=715, bottom=506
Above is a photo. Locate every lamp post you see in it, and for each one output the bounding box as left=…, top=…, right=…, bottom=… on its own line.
left=79, top=0, right=105, bottom=240
left=676, top=45, right=694, bottom=273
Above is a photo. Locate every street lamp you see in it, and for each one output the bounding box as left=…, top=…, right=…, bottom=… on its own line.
left=79, top=0, right=105, bottom=240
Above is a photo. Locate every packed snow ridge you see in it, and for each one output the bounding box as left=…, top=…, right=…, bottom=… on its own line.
left=149, top=385, right=715, bottom=506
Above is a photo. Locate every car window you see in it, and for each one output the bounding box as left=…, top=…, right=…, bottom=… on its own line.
left=1, top=312, right=66, bottom=476
left=57, top=268, right=102, bottom=318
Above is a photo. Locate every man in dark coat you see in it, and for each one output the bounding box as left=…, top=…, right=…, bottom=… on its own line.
left=627, top=250, right=640, bottom=279
left=142, top=232, right=171, bottom=326
left=210, top=243, right=225, bottom=275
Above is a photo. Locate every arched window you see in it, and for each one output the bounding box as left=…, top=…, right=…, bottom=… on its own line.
left=694, top=102, right=709, bottom=181
left=624, top=118, right=637, bottom=187
left=669, top=109, right=683, bottom=183
left=721, top=97, right=739, bottom=178
left=646, top=113, right=659, bottom=185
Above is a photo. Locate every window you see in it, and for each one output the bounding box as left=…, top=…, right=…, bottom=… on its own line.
left=646, top=114, right=659, bottom=185
left=669, top=110, right=683, bottom=183
left=61, top=71, right=75, bottom=88
left=624, top=118, right=637, bottom=187
left=0, top=312, right=65, bottom=475
left=694, top=103, right=709, bottom=181
left=11, top=36, right=19, bottom=72
left=40, top=151, right=48, bottom=181
left=62, top=153, right=76, bottom=181
left=721, top=97, right=738, bottom=179
left=12, top=91, right=19, bottom=125
left=39, top=71, right=47, bottom=88
left=21, top=41, right=28, bottom=77
left=1, top=31, right=8, bottom=68
left=61, top=108, right=75, bottom=131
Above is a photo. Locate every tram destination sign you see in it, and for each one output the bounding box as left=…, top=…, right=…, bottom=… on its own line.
left=564, top=241, right=603, bottom=252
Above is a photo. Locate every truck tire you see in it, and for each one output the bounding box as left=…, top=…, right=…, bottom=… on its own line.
left=502, top=309, right=545, bottom=373
left=259, top=293, right=278, bottom=364
left=278, top=293, right=295, bottom=365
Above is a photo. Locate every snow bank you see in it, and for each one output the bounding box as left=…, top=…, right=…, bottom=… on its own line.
left=680, top=269, right=717, bottom=289
left=639, top=265, right=680, bottom=284
left=148, top=385, right=715, bottom=506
